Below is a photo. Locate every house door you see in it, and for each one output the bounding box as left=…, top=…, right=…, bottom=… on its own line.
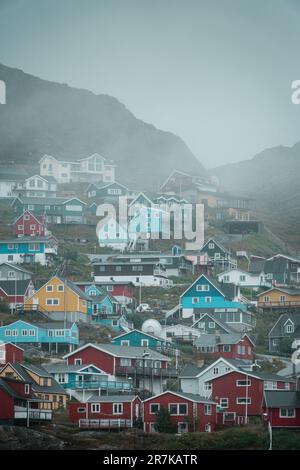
left=77, top=375, right=84, bottom=387
left=32, top=297, right=39, bottom=310
left=178, top=422, right=188, bottom=434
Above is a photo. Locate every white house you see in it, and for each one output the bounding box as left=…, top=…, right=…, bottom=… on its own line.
left=217, top=268, right=270, bottom=289
left=13, top=175, right=57, bottom=198
left=180, top=357, right=256, bottom=397
left=97, top=217, right=129, bottom=251
left=40, top=153, right=116, bottom=184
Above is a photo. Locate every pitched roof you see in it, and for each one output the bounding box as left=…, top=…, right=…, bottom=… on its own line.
left=0, top=262, right=33, bottom=275
left=43, top=362, right=107, bottom=375
left=87, top=394, right=138, bottom=403
left=264, top=390, right=300, bottom=408
left=179, top=363, right=206, bottom=378
left=249, top=258, right=266, bottom=274
left=192, top=312, right=237, bottom=333
left=63, top=342, right=171, bottom=361
left=269, top=312, right=300, bottom=339
left=0, top=377, right=28, bottom=399
left=5, top=363, right=66, bottom=394
left=0, top=279, right=33, bottom=296
left=194, top=333, right=254, bottom=348
left=143, top=390, right=216, bottom=404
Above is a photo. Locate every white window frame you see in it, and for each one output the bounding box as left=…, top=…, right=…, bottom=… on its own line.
left=91, top=403, right=100, bottom=413
left=113, top=403, right=123, bottom=415
left=150, top=403, right=160, bottom=414
left=236, top=397, right=251, bottom=405
left=279, top=408, right=295, bottom=418
left=168, top=403, right=188, bottom=416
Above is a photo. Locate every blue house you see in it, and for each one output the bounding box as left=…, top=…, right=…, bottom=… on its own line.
left=180, top=274, right=256, bottom=331
left=0, top=236, right=57, bottom=266
left=43, top=362, right=132, bottom=400
left=112, top=329, right=172, bottom=353
left=0, top=320, right=79, bottom=353
left=82, top=284, right=129, bottom=331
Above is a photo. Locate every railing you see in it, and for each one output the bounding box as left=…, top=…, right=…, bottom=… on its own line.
left=258, top=301, right=300, bottom=308
left=14, top=409, right=52, bottom=420
left=79, top=419, right=132, bottom=429
left=65, top=380, right=132, bottom=390
left=115, top=366, right=178, bottom=378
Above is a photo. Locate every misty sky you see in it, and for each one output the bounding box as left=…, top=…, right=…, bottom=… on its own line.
left=1, top=0, right=300, bottom=167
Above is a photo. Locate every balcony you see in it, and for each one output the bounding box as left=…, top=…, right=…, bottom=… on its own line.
left=66, top=380, right=132, bottom=391
left=14, top=407, right=52, bottom=421
left=258, top=300, right=300, bottom=309
left=79, top=419, right=132, bottom=429
left=115, top=366, right=178, bottom=378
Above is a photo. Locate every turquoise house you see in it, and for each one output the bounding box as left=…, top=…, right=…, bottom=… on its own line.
left=43, top=362, right=132, bottom=400
left=82, top=284, right=128, bottom=331
left=112, top=329, right=171, bottom=353
left=0, top=237, right=56, bottom=265
left=0, top=320, right=79, bottom=352
left=180, top=274, right=256, bottom=330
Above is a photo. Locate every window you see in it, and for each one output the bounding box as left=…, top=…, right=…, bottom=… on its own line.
left=196, top=284, right=209, bottom=291
left=46, top=285, right=53, bottom=292
left=141, top=339, right=149, bottom=347
left=205, top=297, right=212, bottom=303
left=28, top=205, right=34, bottom=210
left=264, top=296, right=270, bottom=303
left=120, top=358, right=131, bottom=367
left=236, top=397, right=251, bottom=405
left=29, top=330, right=35, bottom=336
left=22, top=330, right=28, bottom=336
left=204, top=404, right=212, bottom=415
left=28, top=243, right=40, bottom=251
left=77, top=407, right=86, bottom=413
left=91, top=403, right=100, bottom=413
left=219, top=398, right=228, bottom=409
left=239, top=275, right=246, bottom=282
left=121, top=340, right=130, bottom=346
left=24, top=214, right=30, bottom=221
left=223, top=275, right=230, bottom=282
left=279, top=295, right=286, bottom=302
left=204, top=382, right=212, bottom=391
left=285, top=323, right=294, bottom=333
left=208, top=243, right=214, bottom=249
left=213, top=367, right=219, bottom=375
left=192, top=297, right=199, bottom=304
left=8, top=271, right=15, bottom=278
left=65, top=204, right=82, bottom=211
left=57, top=285, right=64, bottom=292
left=150, top=403, right=160, bottom=414
left=223, top=345, right=231, bottom=352
left=236, top=380, right=251, bottom=387
left=208, top=321, right=215, bottom=328
left=168, top=403, right=187, bottom=415
left=279, top=408, right=296, bottom=418
left=214, top=253, right=221, bottom=259
left=18, top=225, right=24, bottom=230
left=46, top=298, right=59, bottom=306
left=25, top=384, right=30, bottom=394
left=74, top=358, right=82, bottom=365
left=30, top=224, right=36, bottom=230
left=266, top=273, right=273, bottom=280
left=113, top=403, right=123, bottom=414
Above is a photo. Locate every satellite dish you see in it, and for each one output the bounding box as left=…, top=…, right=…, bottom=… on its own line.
left=142, top=319, right=163, bottom=338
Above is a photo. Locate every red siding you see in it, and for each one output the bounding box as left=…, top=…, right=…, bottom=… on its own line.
left=211, top=337, right=254, bottom=361
left=67, top=346, right=115, bottom=374
left=0, top=289, right=28, bottom=304
left=14, top=211, right=45, bottom=237
left=143, top=392, right=217, bottom=433
left=264, top=407, right=300, bottom=428
left=69, top=397, right=141, bottom=424
left=0, top=389, right=14, bottom=420
left=0, top=344, right=24, bottom=365
left=211, top=371, right=264, bottom=423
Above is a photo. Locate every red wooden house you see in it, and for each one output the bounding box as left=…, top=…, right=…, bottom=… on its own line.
left=194, top=333, right=255, bottom=361
left=210, top=370, right=294, bottom=425
left=69, top=394, right=142, bottom=429
left=143, top=391, right=217, bottom=433
left=0, top=376, right=51, bottom=424
left=0, top=342, right=24, bottom=365
left=64, top=343, right=176, bottom=395
left=14, top=210, right=46, bottom=237
left=262, top=390, right=300, bottom=429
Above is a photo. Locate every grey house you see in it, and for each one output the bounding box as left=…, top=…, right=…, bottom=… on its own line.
left=269, top=312, right=300, bottom=353
left=0, top=262, right=33, bottom=281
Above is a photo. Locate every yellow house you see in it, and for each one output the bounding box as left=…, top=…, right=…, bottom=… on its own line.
left=0, top=362, right=67, bottom=410
left=24, top=276, right=93, bottom=323
left=257, top=287, right=300, bottom=311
